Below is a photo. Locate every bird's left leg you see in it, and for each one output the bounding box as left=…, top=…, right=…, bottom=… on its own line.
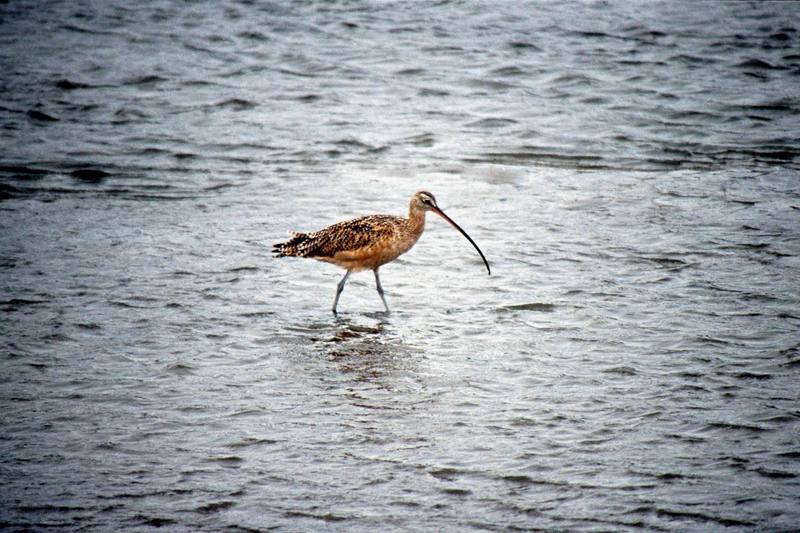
left=332, top=271, right=351, bottom=314
left=373, top=268, right=390, bottom=313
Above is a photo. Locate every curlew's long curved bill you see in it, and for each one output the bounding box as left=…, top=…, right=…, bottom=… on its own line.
left=432, top=207, right=491, bottom=275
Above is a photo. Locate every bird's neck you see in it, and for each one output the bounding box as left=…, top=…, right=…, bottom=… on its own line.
left=407, top=205, right=426, bottom=236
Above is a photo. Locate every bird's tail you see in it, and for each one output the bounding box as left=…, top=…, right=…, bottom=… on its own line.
left=273, top=232, right=312, bottom=257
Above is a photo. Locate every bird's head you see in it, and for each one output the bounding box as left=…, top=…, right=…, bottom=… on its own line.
left=411, top=190, right=439, bottom=212
left=409, top=190, right=491, bottom=275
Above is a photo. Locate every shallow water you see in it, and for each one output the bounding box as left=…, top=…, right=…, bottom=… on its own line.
left=2, top=1, right=800, bottom=530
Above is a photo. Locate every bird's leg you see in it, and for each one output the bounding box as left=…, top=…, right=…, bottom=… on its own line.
left=373, top=269, right=390, bottom=313
left=332, top=271, right=351, bottom=314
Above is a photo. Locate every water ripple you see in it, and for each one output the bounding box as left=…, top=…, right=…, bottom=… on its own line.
left=1, top=1, right=799, bottom=531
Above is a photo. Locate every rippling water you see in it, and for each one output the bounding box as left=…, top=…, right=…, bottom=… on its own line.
left=2, top=1, right=799, bottom=530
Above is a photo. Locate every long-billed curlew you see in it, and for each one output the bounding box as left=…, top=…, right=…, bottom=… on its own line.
left=273, top=191, right=491, bottom=314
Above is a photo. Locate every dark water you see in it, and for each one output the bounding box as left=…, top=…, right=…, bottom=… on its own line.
left=2, top=1, right=800, bottom=530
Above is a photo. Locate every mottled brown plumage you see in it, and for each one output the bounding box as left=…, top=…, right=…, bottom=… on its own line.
left=273, top=191, right=490, bottom=313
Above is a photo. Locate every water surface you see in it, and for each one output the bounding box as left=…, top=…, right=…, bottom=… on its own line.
left=1, top=1, right=799, bottom=530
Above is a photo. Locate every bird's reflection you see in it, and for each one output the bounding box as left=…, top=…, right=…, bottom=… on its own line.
left=319, top=314, right=418, bottom=383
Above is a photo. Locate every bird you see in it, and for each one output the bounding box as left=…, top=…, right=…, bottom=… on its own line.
left=273, top=191, right=491, bottom=314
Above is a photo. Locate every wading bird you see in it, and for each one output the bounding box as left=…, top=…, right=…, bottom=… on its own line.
left=273, top=191, right=490, bottom=314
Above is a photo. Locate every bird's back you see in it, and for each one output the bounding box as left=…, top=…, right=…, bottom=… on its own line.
left=273, top=214, right=419, bottom=272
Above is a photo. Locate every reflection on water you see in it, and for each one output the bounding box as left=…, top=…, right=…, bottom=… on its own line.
left=299, top=315, right=421, bottom=384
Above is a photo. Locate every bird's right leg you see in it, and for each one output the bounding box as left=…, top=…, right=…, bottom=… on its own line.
left=332, top=271, right=351, bottom=314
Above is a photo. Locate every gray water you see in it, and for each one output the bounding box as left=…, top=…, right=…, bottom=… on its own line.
left=2, top=1, right=800, bottom=531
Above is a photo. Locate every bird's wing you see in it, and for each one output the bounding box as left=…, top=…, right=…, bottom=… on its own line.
left=306, top=215, right=402, bottom=258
